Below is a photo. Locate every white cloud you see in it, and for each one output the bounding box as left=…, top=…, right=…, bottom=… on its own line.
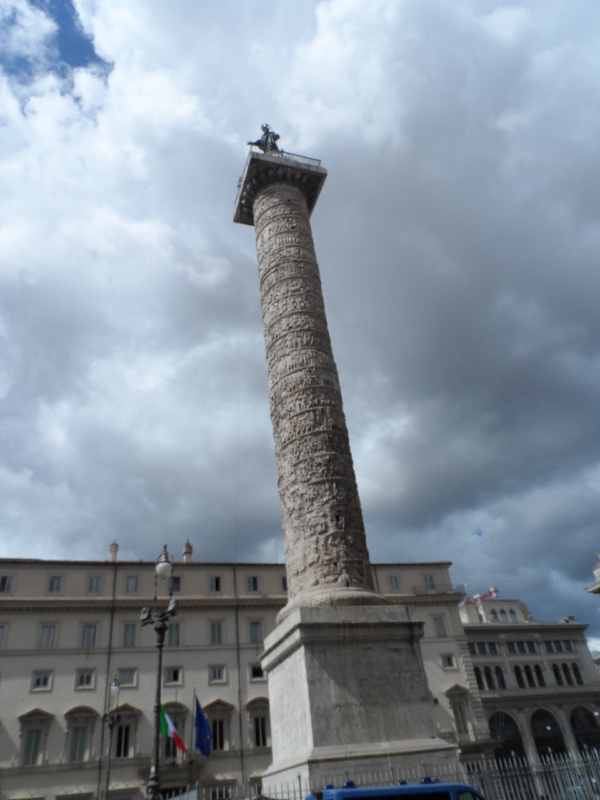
left=1, top=0, right=600, bottom=638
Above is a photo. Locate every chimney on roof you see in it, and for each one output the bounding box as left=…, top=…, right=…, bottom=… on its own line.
left=182, top=539, right=193, bottom=563
left=109, top=540, right=119, bottom=562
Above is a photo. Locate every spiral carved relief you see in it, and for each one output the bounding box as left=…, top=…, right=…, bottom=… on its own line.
left=252, top=181, right=376, bottom=603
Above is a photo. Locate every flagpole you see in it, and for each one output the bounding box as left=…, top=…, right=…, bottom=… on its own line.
left=189, top=688, right=196, bottom=755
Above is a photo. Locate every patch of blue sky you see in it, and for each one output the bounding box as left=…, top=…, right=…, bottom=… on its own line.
left=1, top=0, right=110, bottom=84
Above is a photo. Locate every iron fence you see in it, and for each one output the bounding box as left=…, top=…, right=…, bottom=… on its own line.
left=188, top=750, right=600, bottom=800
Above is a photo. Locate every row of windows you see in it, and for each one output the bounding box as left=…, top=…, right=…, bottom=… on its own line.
left=469, top=639, right=576, bottom=657
left=386, top=574, right=442, bottom=593
left=474, top=661, right=584, bottom=691
left=0, top=573, right=287, bottom=596
left=20, top=706, right=270, bottom=766
left=0, top=618, right=265, bottom=650
left=488, top=609, right=519, bottom=623
left=30, top=662, right=266, bottom=693
left=469, top=642, right=500, bottom=656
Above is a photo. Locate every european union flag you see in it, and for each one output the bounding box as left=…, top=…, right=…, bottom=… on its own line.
left=195, top=697, right=212, bottom=757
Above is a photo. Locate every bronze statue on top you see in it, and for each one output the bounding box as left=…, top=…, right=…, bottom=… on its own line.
left=248, top=123, right=281, bottom=153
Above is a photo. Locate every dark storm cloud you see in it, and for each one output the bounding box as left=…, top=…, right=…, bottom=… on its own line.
left=2, top=0, right=600, bottom=639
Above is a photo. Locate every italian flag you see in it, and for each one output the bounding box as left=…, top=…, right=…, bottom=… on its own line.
left=159, top=705, right=186, bottom=752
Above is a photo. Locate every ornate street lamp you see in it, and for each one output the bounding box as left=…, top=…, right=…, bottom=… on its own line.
left=142, top=545, right=179, bottom=800
left=103, top=676, right=120, bottom=799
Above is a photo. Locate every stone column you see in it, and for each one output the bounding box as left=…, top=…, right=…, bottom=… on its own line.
left=234, top=148, right=456, bottom=785
left=235, top=151, right=380, bottom=614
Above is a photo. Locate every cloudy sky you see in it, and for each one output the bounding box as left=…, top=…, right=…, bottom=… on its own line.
left=2, top=0, right=600, bottom=638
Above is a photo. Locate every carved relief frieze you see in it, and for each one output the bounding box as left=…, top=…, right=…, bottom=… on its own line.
left=251, top=178, right=376, bottom=604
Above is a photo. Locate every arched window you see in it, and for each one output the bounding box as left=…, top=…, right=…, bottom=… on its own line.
left=64, top=706, right=98, bottom=763
left=531, top=709, right=567, bottom=756
left=571, top=706, right=600, bottom=750
left=489, top=711, right=525, bottom=759
left=484, top=666, right=495, bottom=690
left=111, top=703, right=141, bottom=759
left=524, top=665, right=535, bottom=688
left=247, top=697, right=270, bottom=749
left=562, top=664, right=574, bottom=686
left=553, top=664, right=563, bottom=686
left=572, top=663, right=583, bottom=686
left=490, top=610, right=498, bottom=622
left=474, top=666, right=484, bottom=691
left=535, top=665, right=545, bottom=687
left=18, top=708, right=53, bottom=766
left=204, top=699, right=234, bottom=752
left=500, top=609, right=508, bottom=623
left=495, top=666, right=506, bottom=690
left=514, top=665, right=525, bottom=689
left=509, top=609, right=517, bottom=623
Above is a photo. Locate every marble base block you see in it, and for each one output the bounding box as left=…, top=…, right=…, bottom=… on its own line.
left=260, top=604, right=458, bottom=789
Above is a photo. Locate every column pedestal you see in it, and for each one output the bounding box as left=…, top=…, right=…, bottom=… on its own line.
left=261, top=605, right=458, bottom=790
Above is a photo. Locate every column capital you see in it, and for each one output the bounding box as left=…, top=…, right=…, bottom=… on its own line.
left=234, top=150, right=327, bottom=226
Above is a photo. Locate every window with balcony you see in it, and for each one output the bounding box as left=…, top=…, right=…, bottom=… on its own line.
left=113, top=706, right=140, bottom=758
left=163, top=703, right=186, bottom=760
left=205, top=700, right=233, bottom=752
left=212, top=718, right=225, bottom=751
left=247, top=697, right=270, bottom=748
left=66, top=706, right=98, bottom=762
left=116, top=724, right=131, bottom=758
left=19, top=709, right=52, bottom=766
left=23, top=729, right=42, bottom=764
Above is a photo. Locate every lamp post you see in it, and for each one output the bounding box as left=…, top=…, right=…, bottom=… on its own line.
left=142, top=545, right=179, bottom=800
left=103, top=676, right=120, bottom=799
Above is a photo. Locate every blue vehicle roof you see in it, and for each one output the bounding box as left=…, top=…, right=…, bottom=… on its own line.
left=307, top=782, right=486, bottom=800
